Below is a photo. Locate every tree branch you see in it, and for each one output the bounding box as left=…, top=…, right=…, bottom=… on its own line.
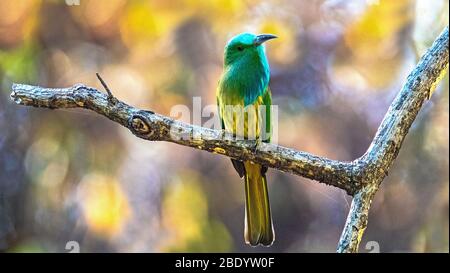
left=337, top=26, right=449, bottom=252
left=9, top=83, right=357, bottom=194
left=9, top=27, right=449, bottom=253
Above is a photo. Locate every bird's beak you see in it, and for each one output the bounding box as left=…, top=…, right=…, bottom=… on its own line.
left=254, top=34, right=277, bottom=46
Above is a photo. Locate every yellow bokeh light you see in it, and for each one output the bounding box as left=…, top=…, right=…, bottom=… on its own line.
left=161, top=173, right=208, bottom=246
left=159, top=171, right=232, bottom=252
left=0, top=0, right=40, bottom=47
left=119, top=1, right=189, bottom=48
left=344, top=0, right=413, bottom=59
left=258, top=18, right=299, bottom=64
left=78, top=173, right=132, bottom=238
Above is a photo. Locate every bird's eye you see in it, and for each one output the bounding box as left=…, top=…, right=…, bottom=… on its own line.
left=237, top=45, right=244, bottom=51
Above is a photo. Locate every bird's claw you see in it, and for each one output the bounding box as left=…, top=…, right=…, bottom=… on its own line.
left=251, top=138, right=261, bottom=155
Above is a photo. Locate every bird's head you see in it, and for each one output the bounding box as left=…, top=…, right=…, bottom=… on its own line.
left=224, top=33, right=277, bottom=67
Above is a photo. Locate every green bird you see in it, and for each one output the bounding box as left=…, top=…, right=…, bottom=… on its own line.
left=217, top=33, right=277, bottom=246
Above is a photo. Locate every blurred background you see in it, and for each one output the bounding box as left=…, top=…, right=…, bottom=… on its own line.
left=0, top=0, right=448, bottom=253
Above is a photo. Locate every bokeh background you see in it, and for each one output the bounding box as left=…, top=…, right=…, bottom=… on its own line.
left=0, top=0, right=448, bottom=253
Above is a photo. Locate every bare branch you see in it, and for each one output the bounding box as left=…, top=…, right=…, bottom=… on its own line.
left=10, top=82, right=356, bottom=193
left=9, top=27, right=449, bottom=253
left=337, top=26, right=449, bottom=253
left=95, top=72, right=117, bottom=103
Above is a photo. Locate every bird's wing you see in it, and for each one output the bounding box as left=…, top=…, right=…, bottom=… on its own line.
left=216, top=95, right=225, bottom=130
left=217, top=95, right=246, bottom=178
left=260, top=87, right=272, bottom=175
left=261, top=87, right=272, bottom=143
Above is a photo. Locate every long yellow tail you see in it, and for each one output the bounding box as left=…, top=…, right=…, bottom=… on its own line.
left=244, top=161, right=274, bottom=246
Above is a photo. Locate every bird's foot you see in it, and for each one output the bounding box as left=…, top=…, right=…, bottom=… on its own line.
left=251, top=138, right=261, bottom=155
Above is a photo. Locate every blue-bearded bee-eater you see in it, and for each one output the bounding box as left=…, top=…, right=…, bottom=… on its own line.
left=217, top=33, right=277, bottom=246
